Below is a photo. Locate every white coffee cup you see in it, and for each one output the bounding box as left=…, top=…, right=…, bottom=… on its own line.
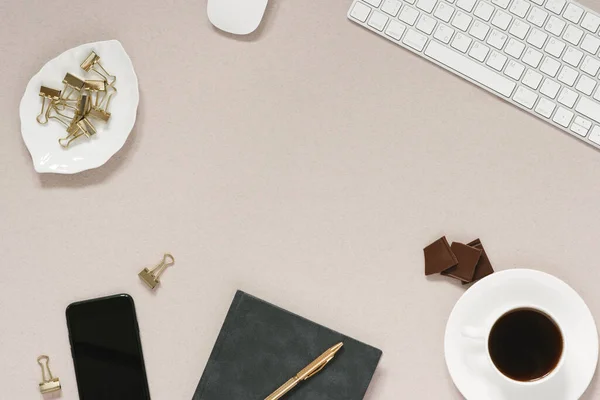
left=486, top=305, right=565, bottom=384
left=462, top=303, right=567, bottom=396
left=446, top=270, right=598, bottom=400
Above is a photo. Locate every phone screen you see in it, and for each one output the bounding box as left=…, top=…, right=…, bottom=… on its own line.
left=66, top=294, right=151, bottom=400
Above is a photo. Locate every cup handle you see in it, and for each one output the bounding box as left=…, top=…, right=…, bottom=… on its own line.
left=462, top=325, right=487, bottom=342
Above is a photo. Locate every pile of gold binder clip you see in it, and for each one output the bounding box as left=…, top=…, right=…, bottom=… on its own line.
left=36, top=51, right=117, bottom=148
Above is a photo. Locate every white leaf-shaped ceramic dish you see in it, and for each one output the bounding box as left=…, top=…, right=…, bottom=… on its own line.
left=19, top=40, right=139, bottom=174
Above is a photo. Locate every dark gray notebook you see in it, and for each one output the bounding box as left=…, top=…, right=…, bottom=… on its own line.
left=192, top=291, right=382, bottom=400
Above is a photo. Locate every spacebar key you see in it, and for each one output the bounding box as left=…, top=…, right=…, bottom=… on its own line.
left=424, top=41, right=516, bottom=98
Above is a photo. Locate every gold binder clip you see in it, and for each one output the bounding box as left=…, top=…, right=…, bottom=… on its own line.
left=83, top=79, right=106, bottom=92
left=60, top=73, right=85, bottom=101
left=81, top=51, right=116, bottom=86
left=75, top=94, right=91, bottom=120
left=85, top=80, right=114, bottom=117
left=37, top=86, right=61, bottom=124
left=139, top=254, right=175, bottom=290
left=37, top=355, right=61, bottom=394
left=79, top=117, right=97, bottom=136
left=59, top=121, right=85, bottom=148
left=88, top=105, right=111, bottom=122
left=84, top=80, right=106, bottom=107
left=96, top=90, right=114, bottom=113
left=59, top=118, right=96, bottom=148
left=87, top=87, right=114, bottom=122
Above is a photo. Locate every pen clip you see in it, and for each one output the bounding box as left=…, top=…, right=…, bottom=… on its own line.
left=304, top=355, right=334, bottom=380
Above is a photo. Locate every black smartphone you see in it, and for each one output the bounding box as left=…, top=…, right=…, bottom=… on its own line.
left=66, top=294, right=151, bottom=400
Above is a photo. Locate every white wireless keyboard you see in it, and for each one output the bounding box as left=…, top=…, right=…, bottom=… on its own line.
left=348, top=0, right=600, bottom=150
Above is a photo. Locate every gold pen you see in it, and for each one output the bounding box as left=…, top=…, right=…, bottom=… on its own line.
left=265, top=342, right=344, bottom=400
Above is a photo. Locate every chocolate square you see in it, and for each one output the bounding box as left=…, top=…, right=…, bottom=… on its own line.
left=442, top=242, right=482, bottom=282
left=462, top=239, right=494, bottom=284
left=424, top=236, right=458, bottom=275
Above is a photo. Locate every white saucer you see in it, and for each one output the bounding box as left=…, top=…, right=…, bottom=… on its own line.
left=19, top=40, right=139, bottom=174
left=445, top=269, right=598, bottom=400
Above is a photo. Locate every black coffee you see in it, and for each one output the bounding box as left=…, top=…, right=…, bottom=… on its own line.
left=488, top=308, right=563, bottom=382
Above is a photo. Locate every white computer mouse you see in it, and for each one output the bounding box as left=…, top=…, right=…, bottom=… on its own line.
left=207, top=0, right=269, bottom=35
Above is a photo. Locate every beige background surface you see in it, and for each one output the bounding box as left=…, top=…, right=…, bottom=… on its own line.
left=1, top=0, right=600, bottom=399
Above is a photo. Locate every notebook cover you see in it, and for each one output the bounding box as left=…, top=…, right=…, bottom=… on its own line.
left=192, top=290, right=382, bottom=400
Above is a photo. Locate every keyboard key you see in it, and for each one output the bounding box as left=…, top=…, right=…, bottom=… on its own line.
left=530, top=0, right=543, bottom=4
left=405, top=0, right=416, bottom=4
left=563, top=4, right=584, bottom=24
left=523, top=48, right=543, bottom=68
left=581, top=35, right=600, bottom=55
left=368, top=11, right=389, bottom=31
left=581, top=13, right=600, bottom=33
left=540, top=57, right=561, bottom=77
left=589, top=126, right=600, bottom=144
left=571, top=121, right=589, bottom=137
left=571, top=116, right=592, bottom=137
left=492, top=0, right=510, bottom=9
left=522, top=69, right=543, bottom=90
left=452, top=32, right=472, bottom=52
left=399, top=6, right=420, bottom=25
left=523, top=69, right=543, bottom=89
left=563, top=25, right=584, bottom=46
left=364, top=0, right=382, bottom=7
left=492, top=10, right=512, bottom=30
left=581, top=56, right=600, bottom=76
left=469, top=42, right=490, bottom=61
left=505, top=38, right=525, bottom=58
left=417, top=14, right=437, bottom=34
left=434, top=24, right=455, bottom=43
left=527, top=29, right=548, bottom=49
left=474, top=1, right=494, bottom=21
left=540, top=78, right=561, bottom=98
left=562, top=47, right=584, bottom=67
left=509, top=0, right=529, bottom=18
left=486, top=50, right=507, bottom=70
left=487, top=29, right=508, bottom=50
left=505, top=60, right=525, bottom=80
left=544, top=16, right=566, bottom=36
left=574, top=116, right=592, bottom=130
left=509, top=20, right=530, bottom=40
left=424, top=40, right=516, bottom=96
left=416, top=0, right=437, bottom=13
left=456, top=0, right=477, bottom=12
left=575, top=75, right=596, bottom=96
left=513, top=86, right=538, bottom=109
left=544, top=0, right=566, bottom=15
left=594, top=87, right=600, bottom=102
left=469, top=20, right=490, bottom=40
left=527, top=7, right=548, bottom=27
left=535, top=97, right=556, bottom=118
left=350, top=2, right=372, bottom=22
left=452, top=11, right=473, bottom=31
left=545, top=38, right=565, bottom=58
left=403, top=28, right=428, bottom=51
left=575, top=97, right=600, bottom=124
left=557, top=87, right=578, bottom=108
left=557, top=66, right=578, bottom=86
left=552, top=107, right=574, bottom=127
left=434, top=3, right=455, bottom=22
left=385, top=19, right=407, bottom=40
left=382, top=0, right=402, bottom=16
